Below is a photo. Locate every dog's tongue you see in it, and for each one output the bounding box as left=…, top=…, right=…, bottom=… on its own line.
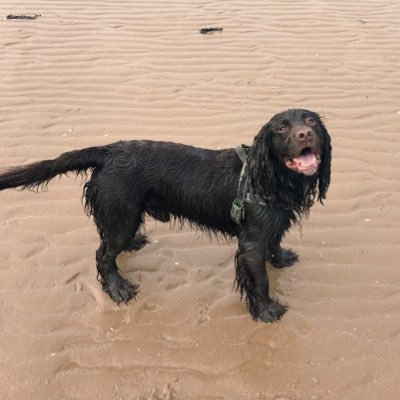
left=285, top=151, right=320, bottom=175
left=296, top=151, right=317, bottom=167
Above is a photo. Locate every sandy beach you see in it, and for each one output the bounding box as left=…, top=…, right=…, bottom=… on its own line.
left=1, top=0, right=400, bottom=398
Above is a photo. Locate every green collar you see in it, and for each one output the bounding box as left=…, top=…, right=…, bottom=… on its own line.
left=230, top=145, right=250, bottom=225
left=231, top=144, right=271, bottom=225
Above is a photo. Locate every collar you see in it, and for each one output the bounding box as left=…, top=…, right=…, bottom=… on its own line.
left=230, top=145, right=304, bottom=226
left=231, top=145, right=268, bottom=225
left=230, top=145, right=249, bottom=224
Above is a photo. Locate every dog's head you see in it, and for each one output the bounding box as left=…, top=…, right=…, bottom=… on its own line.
left=248, top=109, right=331, bottom=208
left=269, top=109, right=325, bottom=176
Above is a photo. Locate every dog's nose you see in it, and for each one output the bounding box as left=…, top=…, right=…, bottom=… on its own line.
left=293, top=128, right=313, bottom=141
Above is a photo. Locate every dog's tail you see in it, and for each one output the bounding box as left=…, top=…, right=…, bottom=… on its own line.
left=0, top=145, right=110, bottom=191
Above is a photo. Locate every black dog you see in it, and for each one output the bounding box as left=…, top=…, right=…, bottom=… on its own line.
left=0, top=109, right=331, bottom=323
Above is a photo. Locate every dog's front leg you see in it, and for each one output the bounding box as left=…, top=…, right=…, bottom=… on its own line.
left=269, top=243, right=299, bottom=268
left=235, top=232, right=287, bottom=323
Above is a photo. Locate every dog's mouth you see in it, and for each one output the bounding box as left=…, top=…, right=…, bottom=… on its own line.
left=284, top=147, right=321, bottom=175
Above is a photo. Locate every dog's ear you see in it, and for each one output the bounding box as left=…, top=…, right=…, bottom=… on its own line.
left=318, top=121, right=332, bottom=203
left=248, top=122, right=277, bottom=200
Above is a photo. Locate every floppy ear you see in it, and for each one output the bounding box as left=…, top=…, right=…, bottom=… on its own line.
left=247, top=122, right=278, bottom=201
left=318, top=121, right=332, bottom=203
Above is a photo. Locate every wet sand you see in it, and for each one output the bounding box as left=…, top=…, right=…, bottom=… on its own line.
left=0, top=0, right=400, bottom=398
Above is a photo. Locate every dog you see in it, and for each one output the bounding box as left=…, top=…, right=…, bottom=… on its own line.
left=0, top=109, right=331, bottom=323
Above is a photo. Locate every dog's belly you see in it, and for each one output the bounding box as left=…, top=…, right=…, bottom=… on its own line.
left=143, top=194, right=239, bottom=237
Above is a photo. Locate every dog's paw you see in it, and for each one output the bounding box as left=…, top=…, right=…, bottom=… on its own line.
left=123, top=233, right=150, bottom=252
left=257, top=301, right=287, bottom=323
left=270, top=248, right=299, bottom=268
left=102, top=274, right=140, bottom=304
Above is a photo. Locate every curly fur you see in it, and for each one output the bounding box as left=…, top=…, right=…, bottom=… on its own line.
left=0, top=109, right=331, bottom=323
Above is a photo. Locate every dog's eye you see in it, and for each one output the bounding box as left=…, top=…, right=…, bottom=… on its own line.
left=278, top=125, right=289, bottom=133
left=305, top=117, right=317, bottom=126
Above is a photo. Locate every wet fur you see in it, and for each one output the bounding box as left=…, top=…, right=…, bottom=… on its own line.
left=0, top=109, right=331, bottom=323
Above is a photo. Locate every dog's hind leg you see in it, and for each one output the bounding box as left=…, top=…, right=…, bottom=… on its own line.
left=122, top=196, right=171, bottom=253
left=95, top=206, right=143, bottom=304
left=96, top=240, right=140, bottom=303
left=85, top=170, right=145, bottom=303
left=123, top=233, right=150, bottom=252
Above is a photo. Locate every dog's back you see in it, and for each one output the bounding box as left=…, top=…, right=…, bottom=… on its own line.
left=86, top=140, right=242, bottom=236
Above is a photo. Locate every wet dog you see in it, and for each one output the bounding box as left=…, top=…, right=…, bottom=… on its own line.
left=0, top=109, right=331, bottom=322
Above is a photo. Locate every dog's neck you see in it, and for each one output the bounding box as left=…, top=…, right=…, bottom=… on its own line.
left=250, top=162, right=318, bottom=215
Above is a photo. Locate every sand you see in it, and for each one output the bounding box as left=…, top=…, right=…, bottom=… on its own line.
left=0, top=0, right=400, bottom=399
